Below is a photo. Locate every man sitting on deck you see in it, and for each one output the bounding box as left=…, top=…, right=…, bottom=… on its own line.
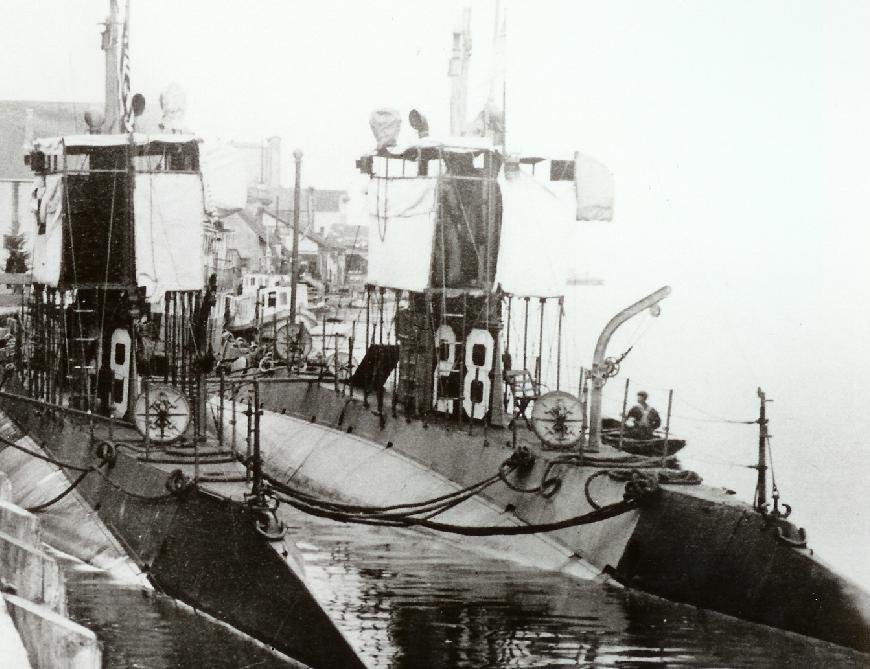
left=625, top=391, right=661, bottom=440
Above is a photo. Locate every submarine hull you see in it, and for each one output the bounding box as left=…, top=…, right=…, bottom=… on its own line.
left=0, top=392, right=365, bottom=669
left=243, top=379, right=870, bottom=654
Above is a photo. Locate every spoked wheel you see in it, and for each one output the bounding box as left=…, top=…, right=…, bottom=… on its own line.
left=133, top=384, right=192, bottom=443
left=274, top=322, right=312, bottom=365
left=530, top=391, right=584, bottom=448
left=325, top=351, right=357, bottom=382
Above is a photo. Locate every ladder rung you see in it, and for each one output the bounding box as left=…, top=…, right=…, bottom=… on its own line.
left=442, top=313, right=465, bottom=318
left=71, top=337, right=97, bottom=342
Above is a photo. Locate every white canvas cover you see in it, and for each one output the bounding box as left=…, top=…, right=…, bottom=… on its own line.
left=367, top=177, right=437, bottom=291
left=369, top=109, right=402, bottom=150
left=575, top=152, right=615, bottom=221
left=134, top=173, right=205, bottom=302
left=386, top=135, right=494, bottom=155
left=31, top=175, right=63, bottom=286
left=495, top=170, right=573, bottom=297
left=200, top=140, right=248, bottom=212
left=33, top=133, right=199, bottom=152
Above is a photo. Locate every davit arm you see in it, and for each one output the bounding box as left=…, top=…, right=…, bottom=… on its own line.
left=586, top=286, right=671, bottom=452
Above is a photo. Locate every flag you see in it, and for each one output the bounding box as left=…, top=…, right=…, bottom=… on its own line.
left=574, top=152, right=615, bottom=222
left=118, top=0, right=133, bottom=132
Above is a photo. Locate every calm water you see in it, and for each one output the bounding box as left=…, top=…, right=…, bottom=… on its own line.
left=58, top=280, right=870, bottom=668
left=58, top=506, right=867, bottom=669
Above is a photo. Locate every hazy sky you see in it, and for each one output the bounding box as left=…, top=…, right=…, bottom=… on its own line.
left=2, top=1, right=867, bottom=289
left=3, top=0, right=868, bottom=432
left=3, top=1, right=869, bottom=582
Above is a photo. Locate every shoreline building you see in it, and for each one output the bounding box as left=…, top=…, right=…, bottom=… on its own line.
left=0, top=101, right=96, bottom=306
left=1, top=101, right=367, bottom=300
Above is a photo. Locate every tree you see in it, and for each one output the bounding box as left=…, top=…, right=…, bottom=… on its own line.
left=4, top=235, right=28, bottom=274
left=4, top=235, right=29, bottom=292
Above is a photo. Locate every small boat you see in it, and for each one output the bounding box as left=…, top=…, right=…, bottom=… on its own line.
left=216, top=7, right=870, bottom=650
left=566, top=271, right=605, bottom=286
left=598, top=418, right=686, bottom=455
left=601, top=430, right=686, bottom=456
left=219, top=278, right=317, bottom=339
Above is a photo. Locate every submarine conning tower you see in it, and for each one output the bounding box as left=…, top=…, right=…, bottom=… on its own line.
left=23, top=133, right=209, bottom=421
left=350, top=111, right=615, bottom=437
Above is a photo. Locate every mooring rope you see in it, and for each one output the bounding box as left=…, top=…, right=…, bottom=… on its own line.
left=26, top=466, right=98, bottom=513
left=262, top=449, right=653, bottom=537
left=0, top=434, right=95, bottom=473
left=276, top=487, right=641, bottom=536
left=262, top=460, right=512, bottom=524
left=0, top=433, right=188, bottom=505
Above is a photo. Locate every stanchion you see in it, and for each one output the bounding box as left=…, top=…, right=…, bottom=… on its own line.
left=253, top=378, right=262, bottom=495
left=556, top=296, right=563, bottom=390
left=346, top=330, right=355, bottom=398
left=244, top=390, right=253, bottom=484
left=272, top=304, right=277, bottom=360
left=333, top=332, right=339, bottom=392
left=230, top=380, right=237, bottom=457
left=578, top=367, right=588, bottom=448
left=618, top=378, right=630, bottom=450
left=143, top=378, right=150, bottom=461
left=661, top=389, right=674, bottom=467
left=218, top=368, right=225, bottom=449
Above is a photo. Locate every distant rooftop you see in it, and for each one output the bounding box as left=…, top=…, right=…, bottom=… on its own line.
left=0, top=100, right=98, bottom=178
left=263, top=209, right=339, bottom=250
left=326, top=223, right=368, bottom=251
left=234, top=208, right=273, bottom=245
left=248, top=184, right=347, bottom=212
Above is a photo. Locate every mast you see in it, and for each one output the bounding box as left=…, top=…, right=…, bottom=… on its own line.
left=448, top=7, right=472, bottom=136
left=755, top=388, right=769, bottom=512
left=101, top=0, right=120, bottom=133
left=290, top=149, right=303, bottom=325
left=122, top=0, right=138, bottom=419
left=122, top=0, right=136, bottom=291
left=489, top=0, right=507, bottom=149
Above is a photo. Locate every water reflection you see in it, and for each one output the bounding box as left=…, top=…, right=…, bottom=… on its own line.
left=57, top=511, right=867, bottom=668
left=60, top=558, right=290, bottom=669
left=293, top=513, right=867, bottom=669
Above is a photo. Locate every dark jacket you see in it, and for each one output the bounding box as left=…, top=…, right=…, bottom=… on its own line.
left=627, top=404, right=661, bottom=431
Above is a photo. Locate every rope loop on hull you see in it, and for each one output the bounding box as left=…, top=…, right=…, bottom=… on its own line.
left=165, top=468, right=193, bottom=496
left=584, top=470, right=610, bottom=511
left=623, top=470, right=660, bottom=502
left=94, top=441, right=117, bottom=467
